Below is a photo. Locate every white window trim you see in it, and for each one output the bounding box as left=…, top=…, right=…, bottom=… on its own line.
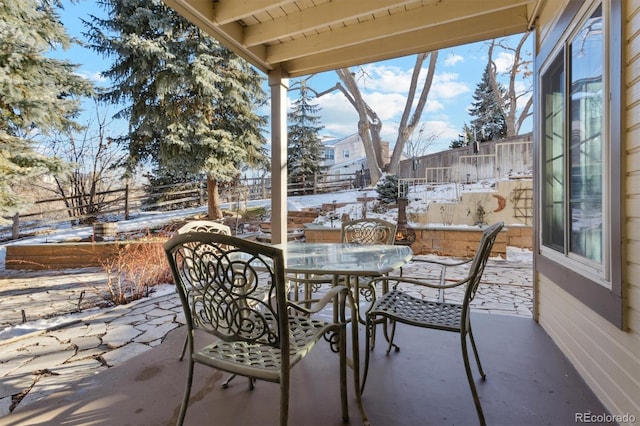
left=537, top=0, right=612, bottom=289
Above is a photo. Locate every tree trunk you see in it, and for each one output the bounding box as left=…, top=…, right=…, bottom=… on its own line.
left=488, top=33, right=533, bottom=137
left=388, top=51, right=438, bottom=174
left=335, top=68, right=383, bottom=184
left=207, top=176, right=222, bottom=219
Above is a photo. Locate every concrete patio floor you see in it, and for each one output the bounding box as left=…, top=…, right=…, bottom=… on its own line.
left=1, top=311, right=608, bottom=426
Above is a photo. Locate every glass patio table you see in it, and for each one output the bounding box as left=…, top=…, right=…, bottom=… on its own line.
left=274, top=242, right=413, bottom=425
left=277, top=242, right=413, bottom=277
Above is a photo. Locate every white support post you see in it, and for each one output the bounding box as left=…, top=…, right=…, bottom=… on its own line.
left=269, top=67, right=289, bottom=244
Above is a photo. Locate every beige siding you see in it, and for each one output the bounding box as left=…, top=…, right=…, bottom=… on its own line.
left=535, top=0, right=569, bottom=50
left=538, top=277, right=640, bottom=421
left=536, top=0, right=640, bottom=424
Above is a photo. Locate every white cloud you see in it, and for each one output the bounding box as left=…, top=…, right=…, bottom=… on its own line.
left=422, top=120, right=460, bottom=153
left=314, top=91, right=358, bottom=136
left=78, top=70, right=109, bottom=85
left=364, top=92, right=407, bottom=120
left=425, top=99, right=444, bottom=113
left=494, top=52, right=515, bottom=74
left=444, top=53, right=464, bottom=66
left=431, top=73, right=470, bottom=99
left=424, top=120, right=460, bottom=139
left=358, top=64, right=414, bottom=93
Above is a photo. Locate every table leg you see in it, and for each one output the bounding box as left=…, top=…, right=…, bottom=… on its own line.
left=347, top=278, right=370, bottom=426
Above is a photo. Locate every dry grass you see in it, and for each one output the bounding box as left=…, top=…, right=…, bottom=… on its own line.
left=98, top=231, right=173, bottom=306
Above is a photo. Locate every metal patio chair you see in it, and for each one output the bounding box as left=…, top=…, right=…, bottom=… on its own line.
left=361, top=221, right=504, bottom=426
left=176, top=220, right=232, bottom=361
left=177, top=220, right=232, bottom=235
left=341, top=218, right=397, bottom=245
left=342, top=218, right=398, bottom=332
left=164, top=232, right=350, bottom=426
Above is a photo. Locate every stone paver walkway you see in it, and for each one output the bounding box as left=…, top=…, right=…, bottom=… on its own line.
left=0, top=251, right=532, bottom=417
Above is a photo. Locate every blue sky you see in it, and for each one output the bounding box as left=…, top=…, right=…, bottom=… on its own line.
left=53, top=0, right=533, bottom=155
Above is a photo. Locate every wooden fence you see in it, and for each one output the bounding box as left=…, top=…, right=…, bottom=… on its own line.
left=1, top=172, right=364, bottom=241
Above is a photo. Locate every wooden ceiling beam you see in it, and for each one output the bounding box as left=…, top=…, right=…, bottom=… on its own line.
left=266, top=3, right=530, bottom=64
left=212, top=0, right=292, bottom=25
left=243, top=0, right=417, bottom=47
left=281, top=9, right=531, bottom=77
left=164, top=0, right=271, bottom=72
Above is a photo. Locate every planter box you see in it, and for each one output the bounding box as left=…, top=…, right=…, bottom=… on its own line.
left=5, top=241, right=165, bottom=270
left=303, top=224, right=521, bottom=259
left=303, top=224, right=342, bottom=243
left=411, top=225, right=507, bottom=258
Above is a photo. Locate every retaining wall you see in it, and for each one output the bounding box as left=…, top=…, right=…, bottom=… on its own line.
left=5, top=241, right=163, bottom=270
left=305, top=224, right=532, bottom=259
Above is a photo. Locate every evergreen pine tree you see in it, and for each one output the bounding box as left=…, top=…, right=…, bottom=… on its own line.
left=449, top=123, right=474, bottom=149
left=468, top=63, right=508, bottom=142
left=0, top=0, right=94, bottom=222
left=375, top=175, right=407, bottom=205
left=287, top=80, right=324, bottom=194
left=84, top=0, right=268, bottom=218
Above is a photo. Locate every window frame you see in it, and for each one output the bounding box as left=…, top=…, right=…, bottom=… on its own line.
left=534, top=0, right=624, bottom=328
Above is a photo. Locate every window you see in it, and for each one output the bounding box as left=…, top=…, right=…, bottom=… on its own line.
left=324, top=149, right=334, bottom=161
left=343, top=149, right=350, bottom=159
left=536, top=0, right=622, bottom=327
left=541, top=4, right=604, bottom=274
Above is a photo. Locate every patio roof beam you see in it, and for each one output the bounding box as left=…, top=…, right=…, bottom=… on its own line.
left=266, top=3, right=530, bottom=65
left=243, top=0, right=417, bottom=47
left=212, top=0, right=292, bottom=25
left=281, top=7, right=530, bottom=77
left=164, top=0, right=272, bottom=72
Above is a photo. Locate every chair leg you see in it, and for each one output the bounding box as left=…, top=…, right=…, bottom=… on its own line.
left=221, top=374, right=256, bottom=390
left=221, top=374, right=237, bottom=388
left=339, top=324, right=349, bottom=422
left=361, top=317, right=374, bottom=394
left=177, top=358, right=195, bottom=426
left=461, top=332, right=486, bottom=426
left=179, top=335, right=187, bottom=361
left=467, top=325, right=486, bottom=378
left=385, top=320, right=400, bottom=355
left=280, top=367, right=290, bottom=426
left=380, top=317, right=400, bottom=353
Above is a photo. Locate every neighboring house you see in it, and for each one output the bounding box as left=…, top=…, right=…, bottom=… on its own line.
left=320, top=133, right=391, bottom=176
left=162, top=1, right=638, bottom=422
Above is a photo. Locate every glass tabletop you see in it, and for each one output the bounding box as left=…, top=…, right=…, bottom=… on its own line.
left=275, top=242, right=413, bottom=276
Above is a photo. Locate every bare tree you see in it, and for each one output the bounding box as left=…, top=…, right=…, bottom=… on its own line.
left=405, top=123, right=440, bottom=158
left=45, top=100, right=127, bottom=223
left=389, top=51, right=438, bottom=173
left=487, top=32, right=533, bottom=137
left=314, top=51, right=439, bottom=185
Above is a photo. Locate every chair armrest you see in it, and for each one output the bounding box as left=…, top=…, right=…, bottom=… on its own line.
left=410, top=257, right=472, bottom=268
left=371, top=275, right=472, bottom=291
left=287, top=285, right=350, bottom=316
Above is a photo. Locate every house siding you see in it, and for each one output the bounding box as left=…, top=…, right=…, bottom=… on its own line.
left=537, top=1, right=640, bottom=423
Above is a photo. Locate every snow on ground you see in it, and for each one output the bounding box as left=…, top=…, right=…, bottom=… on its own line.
left=0, top=185, right=532, bottom=340
left=0, top=188, right=377, bottom=268
left=0, top=182, right=531, bottom=267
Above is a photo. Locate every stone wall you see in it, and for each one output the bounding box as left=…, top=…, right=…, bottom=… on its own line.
left=411, top=226, right=507, bottom=258
left=304, top=224, right=532, bottom=259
